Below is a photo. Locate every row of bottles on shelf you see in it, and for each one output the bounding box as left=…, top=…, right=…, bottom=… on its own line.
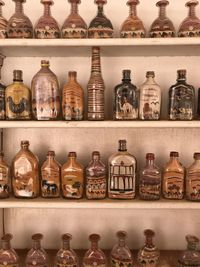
left=1, top=139, right=200, bottom=201
left=0, top=47, right=199, bottom=121
left=0, top=230, right=199, bottom=267
left=0, top=0, right=200, bottom=39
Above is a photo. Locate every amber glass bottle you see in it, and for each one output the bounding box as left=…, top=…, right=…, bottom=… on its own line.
left=6, top=70, right=31, bottom=120
left=12, top=140, right=39, bottom=199
left=0, top=54, right=6, bottom=120
left=61, top=152, right=84, bottom=199
left=0, top=234, right=19, bottom=267
left=62, top=71, right=84, bottom=121
left=0, top=151, right=10, bottom=199
left=41, top=151, right=61, bottom=198
left=0, top=0, right=8, bottom=38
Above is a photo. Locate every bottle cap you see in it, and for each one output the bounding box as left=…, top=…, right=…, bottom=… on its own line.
left=116, top=231, right=127, bottom=239
left=119, top=140, right=127, bottom=151
left=146, top=71, right=155, bottom=78
left=170, top=151, right=179, bottom=157
left=194, top=152, right=200, bottom=159
left=32, top=233, right=43, bottom=241
left=1, top=234, right=13, bottom=242
left=68, top=71, right=77, bottom=77
left=156, top=0, right=169, bottom=7
left=92, top=151, right=100, bottom=157
left=13, top=70, right=23, bottom=82
left=95, top=0, right=107, bottom=5
left=186, top=235, right=199, bottom=244
left=122, top=70, right=131, bottom=80
left=68, top=0, right=81, bottom=4
left=41, top=60, right=50, bottom=67
left=62, top=233, right=72, bottom=241
left=186, top=0, right=199, bottom=7
left=21, top=140, right=30, bottom=146
left=146, top=153, right=155, bottom=160
left=47, top=151, right=55, bottom=157
left=89, top=233, right=100, bottom=242
left=41, top=0, right=54, bottom=5
left=144, top=229, right=155, bottom=238
left=127, top=0, right=139, bottom=6
left=177, top=69, right=186, bottom=79
left=68, top=152, right=77, bottom=158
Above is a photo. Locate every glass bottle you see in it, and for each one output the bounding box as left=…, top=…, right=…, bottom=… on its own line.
left=5, top=70, right=31, bottom=120
left=0, top=234, right=19, bottom=267
left=0, top=0, right=7, bottom=38
left=87, top=47, right=105, bottom=121
left=178, top=235, right=200, bottom=267
left=34, top=0, right=61, bottom=39
left=86, top=151, right=107, bottom=200
left=178, top=0, right=200, bottom=37
left=25, top=234, right=48, bottom=267
left=149, top=0, right=176, bottom=38
left=114, top=70, right=139, bottom=120
left=139, top=71, right=161, bottom=121
left=61, top=152, right=84, bottom=199
left=31, top=60, right=61, bottom=121
left=7, top=0, right=33, bottom=38
left=12, top=140, right=39, bottom=199
left=162, top=151, right=185, bottom=200
left=168, top=70, right=195, bottom=121
left=0, top=54, right=6, bottom=120
left=137, top=229, right=160, bottom=267
left=0, top=151, right=10, bottom=199
left=62, top=71, right=84, bottom=121
left=110, top=231, right=133, bottom=267
left=197, top=88, right=200, bottom=118
left=62, top=0, right=87, bottom=39
left=55, top=234, right=79, bottom=267
left=186, top=153, right=200, bottom=201
left=83, top=234, right=107, bottom=267
left=120, top=0, right=146, bottom=38
left=108, top=140, right=136, bottom=200
left=88, top=0, right=114, bottom=38
left=139, top=153, right=161, bottom=201
left=41, top=151, right=61, bottom=198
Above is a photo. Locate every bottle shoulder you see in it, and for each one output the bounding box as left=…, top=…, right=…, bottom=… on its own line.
left=13, top=149, right=38, bottom=165
left=6, top=82, right=31, bottom=93
left=109, top=151, right=136, bottom=165
left=169, top=82, right=195, bottom=93
left=164, top=160, right=184, bottom=173
left=114, top=81, right=137, bottom=92
left=62, top=161, right=83, bottom=172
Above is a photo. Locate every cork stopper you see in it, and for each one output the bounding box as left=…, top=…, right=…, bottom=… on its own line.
left=47, top=151, right=55, bottom=157
left=156, top=0, right=169, bottom=7
left=32, top=233, right=43, bottom=241
left=13, top=0, right=26, bottom=3
left=177, top=69, right=186, bottom=80
left=122, top=70, right=131, bottom=81
left=127, top=0, right=139, bottom=6
left=194, top=153, right=200, bottom=159
left=146, top=71, right=155, bottom=78
left=186, top=0, right=199, bottom=7
left=146, top=153, right=155, bottom=160
left=21, top=140, right=30, bottom=149
left=68, top=0, right=81, bottom=4
left=89, top=234, right=101, bottom=242
left=170, top=151, right=179, bottom=157
left=116, top=231, right=127, bottom=239
left=95, top=0, right=107, bottom=6
left=13, top=70, right=23, bottom=82
left=41, top=60, right=50, bottom=67
left=118, top=140, right=127, bottom=152
left=68, top=152, right=77, bottom=158
left=1, top=233, right=13, bottom=242
left=92, top=151, right=101, bottom=161
left=62, top=233, right=72, bottom=241
left=41, top=0, right=54, bottom=5
left=186, top=235, right=199, bottom=245
left=68, top=71, right=77, bottom=78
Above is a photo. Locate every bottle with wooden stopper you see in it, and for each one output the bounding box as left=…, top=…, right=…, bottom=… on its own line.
left=0, top=234, right=19, bottom=267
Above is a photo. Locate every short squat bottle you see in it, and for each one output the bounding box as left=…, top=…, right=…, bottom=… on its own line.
left=55, top=234, right=79, bottom=267
left=83, top=234, right=107, bottom=267
left=62, top=71, right=84, bottom=121
left=0, top=54, right=6, bottom=120
left=139, top=153, right=161, bottom=201
left=61, top=152, right=84, bottom=199
left=0, top=234, right=19, bottom=267
left=12, top=140, right=39, bottom=199
left=6, top=70, right=31, bottom=120
left=186, top=152, right=200, bottom=201
left=41, top=151, right=61, bottom=198
left=114, top=70, right=139, bottom=120
left=25, top=234, right=48, bottom=267
left=162, top=152, right=185, bottom=200
left=108, top=140, right=136, bottom=200
left=0, top=151, right=10, bottom=199
left=86, top=151, right=107, bottom=200
left=169, top=70, right=195, bottom=121
left=139, top=71, right=161, bottom=120
left=110, top=231, right=133, bottom=267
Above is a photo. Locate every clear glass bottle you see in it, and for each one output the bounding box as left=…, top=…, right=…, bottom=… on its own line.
left=169, top=70, right=195, bottom=121
left=55, top=234, right=79, bottom=267
left=0, top=54, right=6, bottom=120
left=108, top=140, right=136, bottom=200
left=139, top=71, right=161, bottom=120
left=120, top=0, right=146, bottom=38
left=178, top=0, right=200, bottom=37
left=114, top=70, right=139, bottom=120
left=31, top=60, right=61, bottom=121
left=162, top=151, right=185, bottom=200
left=86, top=151, right=107, bottom=200
left=61, top=152, right=84, bottom=199
left=87, top=47, right=105, bottom=121
left=83, top=234, right=107, bottom=267
left=186, top=152, right=200, bottom=201
left=178, top=235, right=200, bottom=267
left=62, top=71, right=84, bottom=121
left=0, top=151, right=10, bottom=199
left=5, top=70, right=31, bottom=120
left=139, top=153, right=161, bottom=201
left=41, top=151, right=61, bottom=198
left=7, top=0, right=33, bottom=38
left=0, top=0, right=7, bottom=38
left=12, top=140, right=39, bottom=199
left=25, top=234, right=48, bottom=267
left=88, top=0, right=114, bottom=38
left=149, top=0, right=176, bottom=38
left=34, top=0, right=61, bottom=39
left=0, top=234, right=19, bottom=267
left=62, top=0, right=87, bottom=39
left=137, top=229, right=160, bottom=267
left=110, top=231, right=133, bottom=267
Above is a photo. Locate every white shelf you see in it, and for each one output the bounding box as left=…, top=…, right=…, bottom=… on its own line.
left=0, top=38, right=200, bottom=57
left=0, top=120, right=200, bottom=129
left=0, top=197, right=199, bottom=209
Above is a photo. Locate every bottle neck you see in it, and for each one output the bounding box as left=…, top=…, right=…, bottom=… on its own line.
left=15, top=1, right=24, bottom=14
left=129, top=4, right=137, bottom=16
left=188, top=5, right=196, bottom=18
left=91, top=49, right=101, bottom=74
left=187, top=242, right=197, bottom=251
left=44, top=3, right=51, bottom=16
left=146, top=76, right=155, bottom=83
left=97, top=4, right=104, bottom=15
left=0, top=6, right=2, bottom=17
left=68, top=75, right=77, bottom=83
left=118, top=238, right=125, bottom=247
left=68, top=157, right=76, bottom=164
left=169, top=157, right=179, bottom=163
left=145, top=237, right=153, bottom=248
left=71, top=2, right=78, bottom=14
left=2, top=241, right=11, bottom=250
left=33, top=240, right=41, bottom=250
left=47, top=155, right=54, bottom=162
left=177, top=78, right=186, bottom=83
left=21, top=145, right=29, bottom=150
left=91, top=241, right=98, bottom=250
left=146, top=159, right=155, bottom=167
left=159, top=5, right=166, bottom=19
left=62, top=240, right=70, bottom=250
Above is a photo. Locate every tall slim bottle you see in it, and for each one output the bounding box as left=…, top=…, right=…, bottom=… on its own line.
left=0, top=234, right=19, bottom=267
left=0, top=54, right=6, bottom=120
left=87, top=47, right=105, bottom=121
left=0, top=151, right=10, bottom=199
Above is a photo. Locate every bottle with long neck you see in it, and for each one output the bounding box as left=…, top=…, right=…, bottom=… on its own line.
left=7, top=0, right=33, bottom=38
left=87, top=47, right=105, bottom=121
left=0, top=151, right=10, bottom=199
left=5, top=70, right=31, bottom=120
left=55, top=234, right=79, bottom=267
left=0, top=54, right=6, bottom=120
left=0, top=0, right=7, bottom=38
left=35, top=0, right=60, bottom=39
left=0, top=234, right=19, bottom=267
